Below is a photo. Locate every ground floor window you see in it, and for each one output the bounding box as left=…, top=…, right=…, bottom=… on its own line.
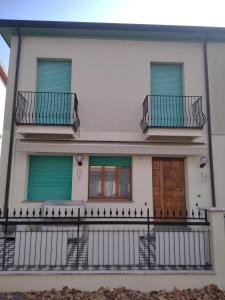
left=88, top=156, right=132, bottom=200
left=27, top=155, right=73, bottom=201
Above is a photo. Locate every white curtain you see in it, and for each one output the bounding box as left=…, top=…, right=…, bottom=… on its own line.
left=120, top=167, right=130, bottom=196
left=104, top=168, right=116, bottom=196
left=89, top=167, right=101, bottom=196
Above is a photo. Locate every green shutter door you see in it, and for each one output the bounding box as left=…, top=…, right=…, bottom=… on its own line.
left=151, top=64, right=184, bottom=127
left=27, top=156, right=73, bottom=201
left=36, top=60, right=72, bottom=125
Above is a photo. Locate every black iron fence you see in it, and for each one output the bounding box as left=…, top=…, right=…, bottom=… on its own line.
left=140, top=95, right=206, bottom=131
left=15, top=91, right=80, bottom=130
left=0, top=208, right=212, bottom=272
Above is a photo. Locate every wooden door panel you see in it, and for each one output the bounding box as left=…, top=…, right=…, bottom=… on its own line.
left=153, top=158, right=186, bottom=218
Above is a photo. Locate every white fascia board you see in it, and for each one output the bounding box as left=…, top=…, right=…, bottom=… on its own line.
left=16, top=141, right=207, bottom=156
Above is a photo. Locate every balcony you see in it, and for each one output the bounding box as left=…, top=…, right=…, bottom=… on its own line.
left=140, top=95, right=206, bottom=140
left=15, top=91, right=80, bottom=139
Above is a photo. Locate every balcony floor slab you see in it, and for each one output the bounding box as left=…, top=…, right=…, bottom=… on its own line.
left=16, top=125, right=76, bottom=139
left=144, top=128, right=202, bottom=141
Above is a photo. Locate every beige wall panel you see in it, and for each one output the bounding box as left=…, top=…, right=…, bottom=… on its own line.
left=17, top=37, right=207, bottom=137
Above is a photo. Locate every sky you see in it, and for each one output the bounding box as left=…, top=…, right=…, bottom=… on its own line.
left=1, top=0, right=225, bottom=72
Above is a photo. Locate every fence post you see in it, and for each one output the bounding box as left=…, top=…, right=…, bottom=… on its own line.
left=147, top=208, right=150, bottom=270
left=76, top=207, right=80, bottom=270
left=208, top=208, right=225, bottom=276
left=2, top=208, right=9, bottom=271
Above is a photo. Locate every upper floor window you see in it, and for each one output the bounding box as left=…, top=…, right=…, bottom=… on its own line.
left=88, top=156, right=132, bottom=201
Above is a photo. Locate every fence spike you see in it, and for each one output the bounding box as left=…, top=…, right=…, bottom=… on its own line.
left=140, top=209, right=143, bottom=217
left=71, top=208, right=74, bottom=217
left=109, top=209, right=112, bottom=216
left=32, top=208, right=35, bottom=217
left=91, top=209, right=93, bottom=216
left=97, top=208, right=100, bottom=216
left=134, top=209, right=137, bottom=217
left=0, top=208, right=2, bottom=218
left=58, top=208, right=61, bottom=217
left=64, top=208, right=67, bottom=217
left=192, top=209, right=194, bottom=217
left=128, top=208, right=131, bottom=217
left=103, top=209, right=106, bottom=217
left=52, top=208, right=55, bottom=217
left=45, top=209, right=48, bottom=217
left=39, top=208, right=42, bottom=217
left=116, top=209, right=118, bottom=216
left=198, top=210, right=201, bottom=218
left=84, top=208, right=87, bottom=217
left=122, top=208, right=125, bottom=217
left=26, top=208, right=29, bottom=217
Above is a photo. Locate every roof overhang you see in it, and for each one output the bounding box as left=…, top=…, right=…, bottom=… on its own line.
left=2, top=19, right=225, bottom=46
left=0, top=64, right=7, bottom=85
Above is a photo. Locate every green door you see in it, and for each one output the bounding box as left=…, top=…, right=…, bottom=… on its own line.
left=151, top=64, right=184, bottom=127
left=27, top=156, right=73, bottom=201
left=36, top=60, right=72, bottom=125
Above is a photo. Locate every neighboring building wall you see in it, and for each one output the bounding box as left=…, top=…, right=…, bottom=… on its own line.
left=0, top=37, right=17, bottom=204
left=0, top=65, right=7, bottom=154
left=207, top=43, right=225, bottom=207
left=0, top=35, right=212, bottom=211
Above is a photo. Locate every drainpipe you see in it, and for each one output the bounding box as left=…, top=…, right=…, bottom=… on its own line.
left=203, top=38, right=216, bottom=207
left=4, top=26, right=22, bottom=214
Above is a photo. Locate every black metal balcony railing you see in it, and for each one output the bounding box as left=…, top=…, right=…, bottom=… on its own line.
left=140, top=95, right=206, bottom=131
left=15, top=91, right=80, bottom=130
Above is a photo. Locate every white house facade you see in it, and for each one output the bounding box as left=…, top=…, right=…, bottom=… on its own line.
left=0, top=20, right=225, bottom=292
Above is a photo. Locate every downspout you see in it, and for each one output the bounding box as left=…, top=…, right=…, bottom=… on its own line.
left=4, top=26, right=22, bottom=214
left=203, top=37, right=216, bottom=207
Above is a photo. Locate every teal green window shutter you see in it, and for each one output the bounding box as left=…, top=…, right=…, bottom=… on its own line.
left=151, top=63, right=184, bottom=127
left=36, top=60, right=72, bottom=124
left=89, top=156, right=132, bottom=167
left=27, top=156, right=73, bottom=201
left=37, top=60, right=71, bottom=93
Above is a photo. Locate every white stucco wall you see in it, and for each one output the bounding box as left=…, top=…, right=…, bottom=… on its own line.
left=0, top=35, right=211, bottom=210
left=16, top=36, right=207, bottom=141
left=8, top=151, right=211, bottom=213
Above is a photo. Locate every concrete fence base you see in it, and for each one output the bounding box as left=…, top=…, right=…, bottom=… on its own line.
left=0, top=272, right=224, bottom=292
left=0, top=208, right=225, bottom=292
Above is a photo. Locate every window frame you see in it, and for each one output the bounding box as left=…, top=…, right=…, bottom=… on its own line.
left=88, top=165, right=132, bottom=201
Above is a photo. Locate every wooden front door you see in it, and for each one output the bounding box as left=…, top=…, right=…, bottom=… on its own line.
left=152, top=158, right=186, bottom=218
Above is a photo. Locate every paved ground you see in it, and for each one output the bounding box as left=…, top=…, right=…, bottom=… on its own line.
left=0, top=284, right=225, bottom=299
